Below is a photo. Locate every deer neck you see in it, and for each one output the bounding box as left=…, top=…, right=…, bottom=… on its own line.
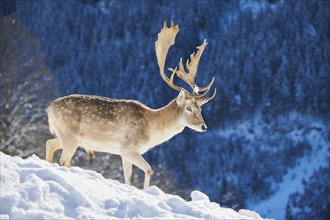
left=149, top=100, right=184, bottom=143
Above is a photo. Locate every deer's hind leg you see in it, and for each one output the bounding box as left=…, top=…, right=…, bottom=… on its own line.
left=46, top=138, right=62, bottom=163
left=59, top=140, right=78, bottom=167
left=57, top=131, right=80, bottom=168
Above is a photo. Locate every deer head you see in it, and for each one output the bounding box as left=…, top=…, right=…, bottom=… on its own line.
left=155, top=21, right=216, bottom=131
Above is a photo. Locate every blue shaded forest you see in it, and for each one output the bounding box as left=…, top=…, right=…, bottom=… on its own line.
left=0, top=0, right=329, bottom=219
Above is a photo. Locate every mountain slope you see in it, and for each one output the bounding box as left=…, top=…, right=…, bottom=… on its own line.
left=0, top=152, right=267, bottom=219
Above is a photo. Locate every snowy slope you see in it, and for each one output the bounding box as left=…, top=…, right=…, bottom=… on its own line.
left=0, top=152, right=267, bottom=219
left=252, top=122, right=329, bottom=219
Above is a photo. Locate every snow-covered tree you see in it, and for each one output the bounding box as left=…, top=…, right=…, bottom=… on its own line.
left=0, top=16, right=56, bottom=157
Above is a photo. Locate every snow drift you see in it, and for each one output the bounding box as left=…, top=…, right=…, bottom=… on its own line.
left=0, top=152, right=267, bottom=219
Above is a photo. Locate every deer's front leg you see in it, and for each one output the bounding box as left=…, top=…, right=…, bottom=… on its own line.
left=121, top=148, right=152, bottom=189
left=121, top=157, right=132, bottom=185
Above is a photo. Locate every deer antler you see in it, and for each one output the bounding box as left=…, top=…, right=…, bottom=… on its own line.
left=168, top=40, right=215, bottom=95
left=155, top=21, right=216, bottom=100
left=197, top=88, right=217, bottom=106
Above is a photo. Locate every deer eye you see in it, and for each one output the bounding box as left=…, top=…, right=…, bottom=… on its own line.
left=186, top=106, right=193, bottom=112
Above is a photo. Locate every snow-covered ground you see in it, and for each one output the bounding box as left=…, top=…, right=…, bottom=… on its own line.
left=0, top=152, right=267, bottom=219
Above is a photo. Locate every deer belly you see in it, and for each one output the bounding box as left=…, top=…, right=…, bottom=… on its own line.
left=81, top=139, right=121, bottom=155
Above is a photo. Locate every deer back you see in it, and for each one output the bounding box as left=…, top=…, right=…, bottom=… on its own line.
left=47, top=95, right=150, bottom=144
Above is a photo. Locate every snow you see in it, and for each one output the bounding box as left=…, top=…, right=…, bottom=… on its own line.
left=0, top=152, right=268, bottom=219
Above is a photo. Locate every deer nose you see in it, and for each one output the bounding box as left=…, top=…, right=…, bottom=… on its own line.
left=201, top=124, right=207, bottom=131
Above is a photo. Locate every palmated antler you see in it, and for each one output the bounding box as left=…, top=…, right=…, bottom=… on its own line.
left=155, top=21, right=216, bottom=101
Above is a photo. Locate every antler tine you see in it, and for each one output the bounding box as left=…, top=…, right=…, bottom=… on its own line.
left=197, top=88, right=217, bottom=106
left=198, top=76, right=215, bottom=92
left=155, top=21, right=208, bottom=99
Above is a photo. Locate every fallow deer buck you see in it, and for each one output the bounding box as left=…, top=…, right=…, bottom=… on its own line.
left=46, top=21, right=216, bottom=189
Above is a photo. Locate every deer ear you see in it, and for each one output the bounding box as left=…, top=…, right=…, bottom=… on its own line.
left=176, top=90, right=186, bottom=106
